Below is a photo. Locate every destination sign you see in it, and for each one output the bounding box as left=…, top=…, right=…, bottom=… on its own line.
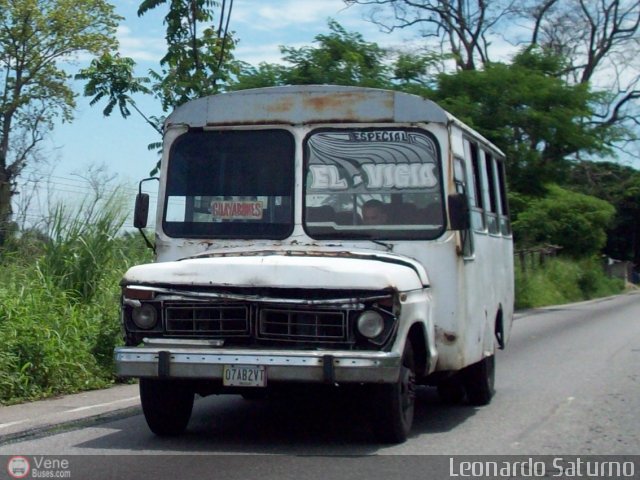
left=211, top=201, right=264, bottom=220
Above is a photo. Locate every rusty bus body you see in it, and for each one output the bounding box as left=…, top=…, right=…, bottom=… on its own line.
left=115, top=85, right=514, bottom=443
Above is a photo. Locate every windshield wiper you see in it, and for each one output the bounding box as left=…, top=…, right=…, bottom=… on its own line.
left=369, top=239, right=393, bottom=251
left=327, top=232, right=394, bottom=251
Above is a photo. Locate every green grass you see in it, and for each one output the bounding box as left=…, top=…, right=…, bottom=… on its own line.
left=0, top=193, right=151, bottom=404
left=515, top=256, right=625, bottom=309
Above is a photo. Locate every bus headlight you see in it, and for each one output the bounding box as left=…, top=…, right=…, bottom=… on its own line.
left=131, top=304, right=158, bottom=330
left=357, top=310, right=385, bottom=339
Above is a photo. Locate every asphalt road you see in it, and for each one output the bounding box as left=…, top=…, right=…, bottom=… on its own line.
left=1, top=293, right=638, bottom=477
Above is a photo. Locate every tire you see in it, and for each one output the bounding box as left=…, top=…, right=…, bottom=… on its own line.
left=371, top=341, right=416, bottom=444
left=437, top=375, right=466, bottom=405
left=461, top=354, right=495, bottom=406
left=139, top=378, right=194, bottom=436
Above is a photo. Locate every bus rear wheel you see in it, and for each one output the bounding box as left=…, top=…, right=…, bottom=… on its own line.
left=462, top=354, right=495, bottom=406
left=140, top=378, right=194, bottom=436
left=371, top=341, right=416, bottom=444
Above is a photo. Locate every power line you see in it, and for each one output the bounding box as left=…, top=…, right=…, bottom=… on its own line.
left=16, top=178, right=158, bottom=200
left=12, top=168, right=161, bottom=233
left=18, top=169, right=159, bottom=190
left=19, top=175, right=158, bottom=195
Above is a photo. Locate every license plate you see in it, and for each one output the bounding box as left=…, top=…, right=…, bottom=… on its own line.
left=223, top=365, right=267, bottom=387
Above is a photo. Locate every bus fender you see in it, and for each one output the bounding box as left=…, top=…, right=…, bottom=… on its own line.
left=407, top=322, right=436, bottom=378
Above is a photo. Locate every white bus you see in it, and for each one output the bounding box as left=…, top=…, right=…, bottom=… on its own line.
left=116, top=85, right=514, bottom=443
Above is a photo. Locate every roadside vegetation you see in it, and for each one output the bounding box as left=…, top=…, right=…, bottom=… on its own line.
left=515, top=257, right=624, bottom=310
left=511, top=184, right=628, bottom=309
left=0, top=194, right=151, bottom=405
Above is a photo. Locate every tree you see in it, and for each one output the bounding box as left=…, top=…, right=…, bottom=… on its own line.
left=230, top=62, right=288, bottom=91
left=434, top=48, right=620, bottom=194
left=391, top=50, right=443, bottom=95
left=79, top=0, right=238, bottom=144
left=347, top=0, right=640, bottom=161
left=528, top=0, right=640, bottom=84
left=345, top=0, right=520, bottom=71
left=527, top=0, right=640, bottom=159
left=565, top=160, right=640, bottom=264
left=76, top=53, right=158, bottom=133
left=513, top=184, right=616, bottom=257
left=282, top=20, right=391, bottom=87
left=232, top=22, right=620, bottom=197
left=0, top=0, right=120, bottom=246
left=140, top=0, right=238, bottom=111
left=232, top=20, right=392, bottom=90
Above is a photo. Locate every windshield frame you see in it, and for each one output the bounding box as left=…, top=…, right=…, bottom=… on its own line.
left=161, top=128, right=296, bottom=240
left=302, top=127, right=446, bottom=241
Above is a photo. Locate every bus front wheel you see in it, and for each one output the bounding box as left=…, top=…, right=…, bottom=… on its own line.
left=371, top=341, right=416, bottom=443
left=140, top=378, right=194, bottom=436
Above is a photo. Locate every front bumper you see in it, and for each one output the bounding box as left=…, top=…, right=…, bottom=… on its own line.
left=114, top=346, right=401, bottom=384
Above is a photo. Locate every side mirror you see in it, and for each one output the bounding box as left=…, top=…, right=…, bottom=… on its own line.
left=134, top=193, right=150, bottom=229
left=448, top=192, right=470, bottom=231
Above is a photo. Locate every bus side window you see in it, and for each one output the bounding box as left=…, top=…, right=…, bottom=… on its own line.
left=465, top=140, right=486, bottom=232
left=454, top=156, right=474, bottom=257
left=484, top=152, right=500, bottom=234
left=496, top=160, right=511, bottom=235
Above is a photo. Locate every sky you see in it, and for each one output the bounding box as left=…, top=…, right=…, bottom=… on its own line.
left=17, top=0, right=425, bottom=229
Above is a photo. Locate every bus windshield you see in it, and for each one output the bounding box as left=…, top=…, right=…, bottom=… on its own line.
left=163, top=129, right=295, bottom=238
left=304, top=129, right=445, bottom=240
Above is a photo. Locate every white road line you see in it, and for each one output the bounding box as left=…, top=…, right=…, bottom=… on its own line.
left=65, top=396, right=140, bottom=413
left=0, top=420, right=28, bottom=430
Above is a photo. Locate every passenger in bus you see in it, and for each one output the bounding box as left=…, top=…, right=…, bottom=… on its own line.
left=362, top=199, right=389, bottom=225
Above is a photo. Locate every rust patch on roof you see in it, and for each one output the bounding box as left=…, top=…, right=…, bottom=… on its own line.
left=303, top=92, right=368, bottom=112
left=265, top=97, right=294, bottom=113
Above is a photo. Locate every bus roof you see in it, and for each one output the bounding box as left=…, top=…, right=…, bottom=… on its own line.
left=165, top=85, right=450, bottom=128
left=164, top=84, right=504, bottom=157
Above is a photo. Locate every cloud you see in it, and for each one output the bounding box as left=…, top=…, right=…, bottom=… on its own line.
left=230, top=0, right=412, bottom=65
left=234, top=0, right=350, bottom=30
left=117, top=25, right=164, bottom=63
left=234, top=43, right=286, bottom=66
left=235, top=41, right=312, bottom=66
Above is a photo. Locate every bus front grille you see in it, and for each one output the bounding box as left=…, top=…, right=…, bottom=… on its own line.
left=258, top=308, right=347, bottom=342
left=165, top=303, right=250, bottom=336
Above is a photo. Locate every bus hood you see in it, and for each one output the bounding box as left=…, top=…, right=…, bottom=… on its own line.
left=122, top=249, right=429, bottom=292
